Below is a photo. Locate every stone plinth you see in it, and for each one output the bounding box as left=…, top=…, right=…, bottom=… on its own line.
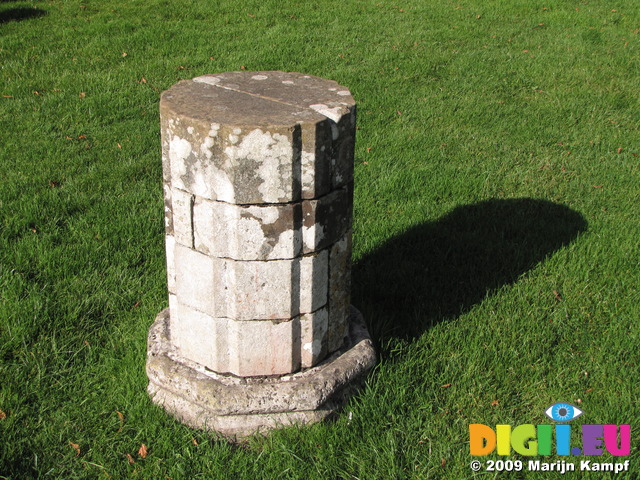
left=147, top=71, right=375, bottom=438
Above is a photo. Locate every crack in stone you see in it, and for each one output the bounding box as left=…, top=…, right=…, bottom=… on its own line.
left=207, top=83, right=348, bottom=124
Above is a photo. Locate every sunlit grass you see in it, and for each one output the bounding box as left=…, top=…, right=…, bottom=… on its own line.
left=1, top=0, right=639, bottom=478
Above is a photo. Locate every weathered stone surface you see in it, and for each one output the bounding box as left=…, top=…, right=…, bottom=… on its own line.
left=193, top=71, right=355, bottom=116
left=165, top=235, right=176, bottom=293
left=160, top=71, right=356, bottom=204
left=328, top=233, right=352, bottom=352
left=147, top=306, right=376, bottom=438
left=169, top=300, right=297, bottom=376
left=171, top=244, right=215, bottom=315
left=150, top=72, right=373, bottom=437
left=172, top=243, right=328, bottom=321
left=301, top=184, right=352, bottom=253
left=192, top=198, right=303, bottom=260
left=300, top=307, right=329, bottom=367
left=169, top=188, right=193, bottom=247
left=163, top=185, right=351, bottom=261
left=300, top=118, right=333, bottom=200
left=169, top=299, right=331, bottom=375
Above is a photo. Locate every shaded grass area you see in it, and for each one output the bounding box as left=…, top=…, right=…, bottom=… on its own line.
left=1, top=0, right=639, bottom=478
left=354, top=198, right=588, bottom=342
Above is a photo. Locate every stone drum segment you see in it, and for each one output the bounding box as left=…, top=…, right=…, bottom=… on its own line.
left=146, top=71, right=375, bottom=438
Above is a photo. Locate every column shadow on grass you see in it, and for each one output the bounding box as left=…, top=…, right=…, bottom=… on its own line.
left=0, top=7, right=47, bottom=24
left=352, top=198, right=587, bottom=347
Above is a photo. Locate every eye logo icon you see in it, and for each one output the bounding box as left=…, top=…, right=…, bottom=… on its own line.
left=545, top=402, right=583, bottom=422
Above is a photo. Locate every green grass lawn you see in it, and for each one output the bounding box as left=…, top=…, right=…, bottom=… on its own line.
left=1, top=0, right=639, bottom=478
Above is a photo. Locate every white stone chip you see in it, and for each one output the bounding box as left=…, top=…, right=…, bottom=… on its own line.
left=309, top=104, right=343, bottom=123
left=251, top=74, right=268, bottom=80
left=193, top=75, right=221, bottom=85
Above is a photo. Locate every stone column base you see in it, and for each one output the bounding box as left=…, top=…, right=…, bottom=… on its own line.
left=146, top=306, right=376, bottom=439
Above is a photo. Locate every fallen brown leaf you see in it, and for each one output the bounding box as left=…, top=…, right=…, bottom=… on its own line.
left=491, top=400, right=499, bottom=406
left=617, top=147, right=623, bottom=154
left=79, top=92, right=86, bottom=99
left=116, top=410, right=125, bottom=432
left=192, top=438, right=199, bottom=446
left=553, top=290, right=562, bottom=301
left=138, top=444, right=148, bottom=459
left=126, top=453, right=136, bottom=464
left=440, top=383, right=452, bottom=388
left=0, top=409, right=6, bottom=420
left=70, top=442, right=81, bottom=456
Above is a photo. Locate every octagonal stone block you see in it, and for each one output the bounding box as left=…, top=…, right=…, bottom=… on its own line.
left=181, top=184, right=353, bottom=261
left=171, top=243, right=329, bottom=321
left=147, top=306, right=376, bottom=438
left=160, top=72, right=356, bottom=206
left=168, top=297, right=330, bottom=376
